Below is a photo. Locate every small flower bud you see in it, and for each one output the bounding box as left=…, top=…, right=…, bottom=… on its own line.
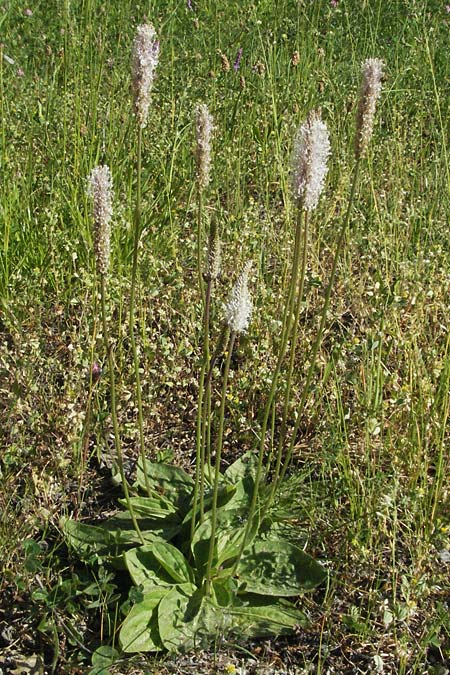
left=355, top=58, right=384, bottom=159
left=207, top=236, right=222, bottom=281
left=87, top=165, right=113, bottom=275
left=219, top=51, right=230, bottom=73
left=224, top=262, right=253, bottom=334
left=132, top=24, right=160, bottom=129
left=291, top=110, right=331, bottom=211
left=195, top=103, right=213, bottom=191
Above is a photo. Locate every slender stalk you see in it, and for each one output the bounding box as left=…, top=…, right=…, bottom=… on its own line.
left=261, top=207, right=304, bottom=471
left=191, top=361, right=207, bottom=542
left=274, top=159, right=361, bottom=492
left=199, top=278, right=212, bottom=517
left=205, top=331, right=236, bottom=594
left=197, top=186, right=206, bottom=305
left=273, top=211, right=309, bottom=474
left=191, top=281, right=212, bottom=540
left=100, top=275, right=144, bottom=544
left=129, top=125, right=151, bottom=496
left=190, top=222, right=214, bottom=540
left=232, top=208, right=304, bottom=575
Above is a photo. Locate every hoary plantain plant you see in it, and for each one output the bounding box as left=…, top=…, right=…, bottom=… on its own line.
left=62, top=23, right=384, bottom=655
left=62, top=449, right=326, bottom=653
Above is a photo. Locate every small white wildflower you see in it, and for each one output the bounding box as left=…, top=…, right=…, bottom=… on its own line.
left=355, top=58, right=384, bottom=158
left=195, top=103, right=213, bottom=190
left=291, top=110, right=330, bottom=211
left=87, top=165, right=113, bottom=275
left=132, top=23, right=160, bottom=128
left=224, top=262, right=252, bottom=334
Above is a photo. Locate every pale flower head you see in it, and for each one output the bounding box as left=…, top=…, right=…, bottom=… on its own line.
left=291, top=110, right=331, bottom=211
left=195, top=103, right=213, bottom=190
left=224, top=261, right=252, bottom=334
left=355, top=58, right=384, bottom=158
left=132, top=23, right=160, bottom=128
left=87, top=165, right=113, bottom=275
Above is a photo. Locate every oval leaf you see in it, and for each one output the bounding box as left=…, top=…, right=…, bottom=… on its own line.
left=119, top=589, right=168, bottom=653
left=237, top=540, right=327, bottom=596
left=124, top=547, right=175, bottom=591
left=157, top=583, right=198, bottom=652
left=136, top=460, right=194, bottom=510
left=118, top=496, right=178, bottom=519
left=151, top=542, right=194, bottom=584
left=224, top=452, right=258, bottom=483
left=226, top=597, right=307, bottom=638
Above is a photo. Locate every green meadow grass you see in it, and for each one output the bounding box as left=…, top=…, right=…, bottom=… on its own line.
left=1, top=0, right=449, bottom=672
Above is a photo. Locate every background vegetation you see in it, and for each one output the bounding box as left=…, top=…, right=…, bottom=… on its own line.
left=0, top=0, right=449, bottom=672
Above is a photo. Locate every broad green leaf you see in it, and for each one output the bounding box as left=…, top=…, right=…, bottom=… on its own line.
left=125, top=543, right=194, bottom=591
left=192, top=507, right=259, bottom=573
left=151, top=542, right=194, bottom=584
left=158, top=585, right=225, bottom=652
left=136, top=459, right=194, bottom=510
left=237, top=540, right=327, bottom=596
left=124, top=547, right=175, bottom=591
left=91, top=646, right=119, bottom=668
left=157, top=583, right=198, bottom=652
left=119, top=588, right=168, bottom=653
left=221, top=475, right=255, bottom=510
left=179, top=483, right=236, bottom=542
left=225, top=596, right=307, bottom=638
left=211, top=576, right=237, bottom=607
left=61, top=518, right=115, bottom=559
left=224, top=452, right=258, bottom=483
left=118, top=496, right=178, bottom=519
left=103, top=512, right=181, bottom=545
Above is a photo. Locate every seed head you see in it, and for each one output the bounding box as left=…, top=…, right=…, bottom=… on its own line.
left=195, top=103, right=213, bottom=191
left=207, top=235, right=222, bottom=281
left=219, top=51, right=230, bottom=73
left=355, top=58, right=384, bottom=158
left=291, top=110, right=331, bottom=211
left=224, top=262, right=253, bottom=334
left=132, top=23, right=160, bottom=128
left=87, top=165, right=113, bottom=275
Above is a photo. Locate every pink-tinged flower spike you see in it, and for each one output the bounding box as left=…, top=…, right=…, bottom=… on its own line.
left=132, top=24, right=160, bottom=129
left=224, top=262, right=253, bottom=334
left=291, top=110, right=331, bottom=211
left=355, top=58, right=384, bottom=159
left=195, top=103, right=213, bottom=191
left=87, top=165, right=113, bottom=275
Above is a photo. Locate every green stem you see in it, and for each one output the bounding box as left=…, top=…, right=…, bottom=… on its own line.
left=190, top=283, right=217, bottom=541
left=197, top=186, right=206, bottom=305
left=205, top=331, right=236, bottom=593
left=101, top=275, right=144, bottom=544
left=130, top=125, right=151, bottom=496
left=199, top=278, right=212, bottom=518
left=275, top=159, right=361, bottom=492
left=269, top=211, right=309, bottom=493
left=261, top=207, right=304, bottom=472
left=232, top=208, right=304, bottom=575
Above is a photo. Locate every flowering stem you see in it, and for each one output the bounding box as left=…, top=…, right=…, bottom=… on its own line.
left=231, top=209, right=304, bottom=575
left=205, top=330, right=235, bottom=594
left=275, top=158, right=361, bottom=491
left=190, top=278, right=213, bottom=542
left=264, top=207, right=304, bottom=469
left=271, top=211, right=309, bottom=485
left=100, top=274, right=144, bottom=545
left=129, top=125, right=151, bottom=496
left=197, top=186, right=206, bottom=306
